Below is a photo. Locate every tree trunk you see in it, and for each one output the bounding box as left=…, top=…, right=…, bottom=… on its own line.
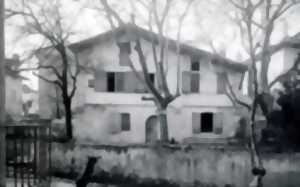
left=0, top=0, right=5, bottom=186
left=249, top=102, right=265, bottom=187
left=248, top=68, right=254, bottom=97
left=157, top=108, right=169, bottom=142
left=64, top=97, right=73, bottom=139
left=260, top=54, right=270, bottom=93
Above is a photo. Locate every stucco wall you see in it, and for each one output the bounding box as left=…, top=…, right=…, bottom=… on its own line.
left=38, top=36, right=244, bottom=112
left=52, top=145, right=300, bottom=187
left=5, top=76, right=22, bottom=119
left=72, top=104, right=241, bottom=144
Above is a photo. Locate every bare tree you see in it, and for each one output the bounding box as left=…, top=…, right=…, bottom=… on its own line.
left=0, top=0, right=5, bottom=185
left=224, top=0, right=300, bottom=186
left=96, top=0, right=193, bottom=142
left=7, top=0, right=82, bottom=139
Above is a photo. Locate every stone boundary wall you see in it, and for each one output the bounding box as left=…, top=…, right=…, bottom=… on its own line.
left=52, top=143, right=300, bottom=187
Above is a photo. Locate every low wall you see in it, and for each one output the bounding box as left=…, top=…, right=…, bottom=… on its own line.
left=52, top=143, right=300, bottom=187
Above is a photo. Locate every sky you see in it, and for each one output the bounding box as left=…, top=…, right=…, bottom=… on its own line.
left=5, top=0, right=300, bottom=90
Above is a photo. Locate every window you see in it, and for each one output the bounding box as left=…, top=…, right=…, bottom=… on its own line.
left=217, top=72, right=227, bottom=94
left=88, top=79, right=95, bottom=88
left=94, top=71, right=107, bottom=92
left=149, top=73, right=155, bottom=84
left=121, top=113, right=130, bottom=131
left=191, top=61, right=200, bottom=71
left=182, top=71, right=200, bottom=93
left=118, top=42, right=131, bottom=66
left=192, top=112, right=223, bottom=134
left=191, top=73, right=200, bottom=93
left=107, top=72, right=115, bottom=92
left=118, top=42, right=131, bottom=54
left=94, top=71, right=152, bottom=93
left=201, top=113, right=213, bottom=132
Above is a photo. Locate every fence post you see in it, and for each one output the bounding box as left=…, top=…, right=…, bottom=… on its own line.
left=0, top=0, right=6, bottom=186
left=38, top=120, right=51, bottom=187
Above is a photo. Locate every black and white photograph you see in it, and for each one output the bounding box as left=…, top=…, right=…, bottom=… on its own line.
left=1, top=0, right=300, bottom=186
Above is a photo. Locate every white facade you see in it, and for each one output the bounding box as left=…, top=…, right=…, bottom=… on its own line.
left=38, top=25, right=247, bottom=144
left=5, top=76, right=23, bottom=120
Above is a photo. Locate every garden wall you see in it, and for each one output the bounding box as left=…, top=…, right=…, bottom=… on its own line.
left=52, top=143, right=300, bottom=187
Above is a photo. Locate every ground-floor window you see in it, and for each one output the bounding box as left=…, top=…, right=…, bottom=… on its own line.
left=121, top=113, right=130, bottom=131
left=201, top=112, right=213, bottom=132
left=192, top=112, right=223, bottom=134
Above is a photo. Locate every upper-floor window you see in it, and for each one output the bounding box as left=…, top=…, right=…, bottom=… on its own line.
left=191, top=61, right=200, bottom=71
left=118, top=42, right=131, bottom=54
left=216, top=72, right=227, bottom=94
left=182, top=71, right=200, bottom=93
left=192, top=112, right=223, bottom=134
left=191, top=56, right=200, bottom=71
left=89, top=71, right=154, bottom=93
left=107, top=72, right=115, bottom=92
left=118, top=42, right=131, bottom=66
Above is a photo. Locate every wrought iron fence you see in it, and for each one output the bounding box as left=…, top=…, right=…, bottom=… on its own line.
left=5, top=119, right=52, bottom=187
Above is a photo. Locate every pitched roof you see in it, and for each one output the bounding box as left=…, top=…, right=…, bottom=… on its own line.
left=69, top=24, right=247, bottom=72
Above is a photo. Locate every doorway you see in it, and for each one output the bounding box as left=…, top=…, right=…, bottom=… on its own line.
left=145, top=115, right=159, bottom=143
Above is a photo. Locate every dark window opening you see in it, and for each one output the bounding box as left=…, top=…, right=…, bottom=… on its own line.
left=191, top=61, right=200, bottom=71
left=107, top=72, right=115, bottom=92
left=121, top=113, right=130, bottom=131
left=149, top=73, right=155, bottom=84
left=201, top=113, right=213, bottom=132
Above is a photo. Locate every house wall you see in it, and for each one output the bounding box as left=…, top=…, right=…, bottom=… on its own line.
left=38, top=34, right=245, bottom=143
left=22, top=92, right=39, bottom=114
left=283, top=47, right=300, bottom=71
left=5, top=76, right=22, bottom=119
left=73, top=104, right=241, bottom=144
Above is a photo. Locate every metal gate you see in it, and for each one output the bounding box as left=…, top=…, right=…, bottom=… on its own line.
left=5, top=119, right=52, bottom=187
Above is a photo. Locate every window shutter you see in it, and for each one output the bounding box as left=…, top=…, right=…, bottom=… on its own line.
left=115, top=72, right=125, bottom=92
left=121, top=113, right=130, bottom=131
left=95, top=70, right=107, bottom=92
left=182, top=71, right=191, bottom=93
left=192, top=113, right=201, bottom=134
left=110, top=113, right=121, bottom=134
left=119, top=42, right=131, bottom=66
left=191, top=73, right=200, bottom=93
left=213, top=113, right=223, bottom=134
left=88, top=79, right=95, bottom=88
left=217, top=73, right=227, bottom=94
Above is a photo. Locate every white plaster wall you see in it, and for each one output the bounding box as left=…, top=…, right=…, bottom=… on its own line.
left=5, top=76, right=23, bottom=119
left=73, top=104, right=241, bottom=144
left=283, top=47, right=299, bottom=71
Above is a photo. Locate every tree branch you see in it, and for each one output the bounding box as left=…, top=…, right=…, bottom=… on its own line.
left=33, top=72, right=62, bottom=88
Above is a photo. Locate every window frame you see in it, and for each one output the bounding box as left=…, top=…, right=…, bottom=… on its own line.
left=121, top=113, right=131, bottom=131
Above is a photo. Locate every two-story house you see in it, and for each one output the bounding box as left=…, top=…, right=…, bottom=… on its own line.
left=37, top=24, right=247, bottom=144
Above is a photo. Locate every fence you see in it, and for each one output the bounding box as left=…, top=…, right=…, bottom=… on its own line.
left=5, top=119, right=52, bottom=187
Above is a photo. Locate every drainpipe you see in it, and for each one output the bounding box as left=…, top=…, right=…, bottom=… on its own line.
left=0, top=0, right=6, bottom=186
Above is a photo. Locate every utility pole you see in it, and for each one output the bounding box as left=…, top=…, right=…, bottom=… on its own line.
left=0, top=0, right=5, bottom=186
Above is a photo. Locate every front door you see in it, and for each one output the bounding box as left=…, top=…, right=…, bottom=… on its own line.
left=145, top=115, right=158, bottom=143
